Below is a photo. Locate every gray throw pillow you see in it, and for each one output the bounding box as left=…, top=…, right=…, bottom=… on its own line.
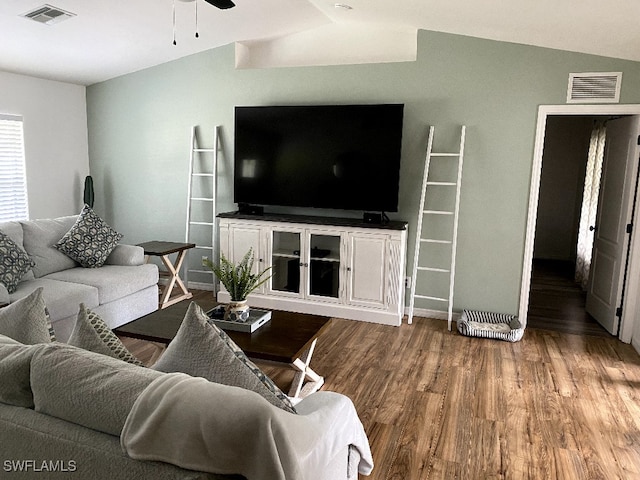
left=152, top=302, right=296, bottom=413
left=67, top=304, right=143, bottom=366
left=0, top=288, right=55, bottom=344
left=55, top=205, right=123, bottom=268
left=0, top=231, right=35, bottom=293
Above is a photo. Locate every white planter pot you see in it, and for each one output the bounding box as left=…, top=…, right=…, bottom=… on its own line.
left=225, top=300, right=250, bottom=322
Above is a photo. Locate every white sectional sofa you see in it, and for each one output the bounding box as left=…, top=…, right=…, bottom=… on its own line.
left=0, top=298, right=373, bottom=480
left=0, top=334, right=370, bottom=480
left=0, top=215, right=158, bottom=341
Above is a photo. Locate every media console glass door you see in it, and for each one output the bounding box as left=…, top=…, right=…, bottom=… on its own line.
left=307, top=232, right=341, bottom=300
left=269, top=230, right=302, bottom=296
left=268, top=228, right=343, bottom=303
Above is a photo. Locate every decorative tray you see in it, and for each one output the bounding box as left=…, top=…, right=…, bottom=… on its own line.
left=205, top=306, right=272, bottom=333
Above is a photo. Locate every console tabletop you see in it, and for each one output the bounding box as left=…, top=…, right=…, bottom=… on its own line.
left=218, top=211, right=408, bottom=231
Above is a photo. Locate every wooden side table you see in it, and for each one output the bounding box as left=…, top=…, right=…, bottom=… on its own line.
left=137, top=241, right=195, bottom=309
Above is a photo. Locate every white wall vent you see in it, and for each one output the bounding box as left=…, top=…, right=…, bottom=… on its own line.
left=567, top=72, right=622, bottom=104
left=21, top=4, right=76, bottom=25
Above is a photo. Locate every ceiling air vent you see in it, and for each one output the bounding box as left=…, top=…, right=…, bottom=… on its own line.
left=567, top=72, right=622, bottom=104
left=21, top=4, right=76, bottom=25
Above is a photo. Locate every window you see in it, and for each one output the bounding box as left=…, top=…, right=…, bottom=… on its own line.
left=0, top=114, right=28, bottom=221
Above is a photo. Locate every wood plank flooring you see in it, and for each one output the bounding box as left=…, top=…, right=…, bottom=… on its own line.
left=121, top=294, right=640, bottom=480
left=527, top=259, right=612, bottom=337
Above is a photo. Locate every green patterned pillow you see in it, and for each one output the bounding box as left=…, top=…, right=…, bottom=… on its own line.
left=55, top=205, right=123, bottom=268
left=67, top=304, right=143, bottom=366
left=152, top=302, right=296, bottom=413
left=0, top=231, right=35, bottom=293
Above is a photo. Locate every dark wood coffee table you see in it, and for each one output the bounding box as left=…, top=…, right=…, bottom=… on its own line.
left=114, top=297, right=333, bottom=398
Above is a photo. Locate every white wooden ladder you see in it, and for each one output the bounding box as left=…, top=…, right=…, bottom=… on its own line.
left=407, top=125, right=466, bottom=330
left=184, top=125, right=219, bottom=289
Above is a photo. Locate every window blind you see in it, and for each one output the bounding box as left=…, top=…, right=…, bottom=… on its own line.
left=0, top=114, right=29, bottom=222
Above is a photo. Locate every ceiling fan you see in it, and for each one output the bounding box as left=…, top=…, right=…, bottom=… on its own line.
left=202, top=0, right=235, bottom=9
left=179, top=0, right=235, bottom=9
left=173, top=0, right=235, bottom=44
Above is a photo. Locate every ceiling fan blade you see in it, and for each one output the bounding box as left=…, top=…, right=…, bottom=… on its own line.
left=203, top=0, right=235, bottom=8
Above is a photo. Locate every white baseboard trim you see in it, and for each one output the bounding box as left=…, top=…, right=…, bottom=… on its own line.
left=187, top=281, right=215, bottom=292
left=158, top=278, right=215, bottom=292
left=404, top=307, right=461, bottom=323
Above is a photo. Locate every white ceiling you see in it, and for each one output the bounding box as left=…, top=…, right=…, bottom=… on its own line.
left=1, top=0, right=640, bottom=86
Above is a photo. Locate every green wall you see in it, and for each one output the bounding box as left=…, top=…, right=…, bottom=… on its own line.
left=86, top=29, right=640, bottom=316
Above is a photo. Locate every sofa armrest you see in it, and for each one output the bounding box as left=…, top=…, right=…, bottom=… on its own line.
left=0, top=283, right=9, bottom=307
left=104, top=244, right=145, bottom=266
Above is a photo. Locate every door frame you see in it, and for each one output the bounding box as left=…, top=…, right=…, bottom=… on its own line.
left=520, top=104, right=640, bottom=343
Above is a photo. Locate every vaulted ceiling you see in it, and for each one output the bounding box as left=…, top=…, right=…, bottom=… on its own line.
left=1, top=0, right=639, bottom=86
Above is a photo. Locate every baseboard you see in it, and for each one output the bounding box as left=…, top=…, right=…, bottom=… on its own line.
left=403, top=307, right=461, bottom=323
left=187, top=281, right=215, bottom=292
left=157, top=278, right=215, bottom=292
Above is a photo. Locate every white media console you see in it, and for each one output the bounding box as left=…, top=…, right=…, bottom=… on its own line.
left=217, top=212, right=408, bottom=326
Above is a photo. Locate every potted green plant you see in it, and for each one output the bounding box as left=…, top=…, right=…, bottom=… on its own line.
left=202, top=248, right=272, bottom=322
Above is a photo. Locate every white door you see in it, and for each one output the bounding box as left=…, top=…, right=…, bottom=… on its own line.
left=586, top=116, right=640, bottom=334
left=347, top=233, right=388, bottom=308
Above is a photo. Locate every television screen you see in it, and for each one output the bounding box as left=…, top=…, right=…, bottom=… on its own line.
left=234, top=104, right=404, bottom=212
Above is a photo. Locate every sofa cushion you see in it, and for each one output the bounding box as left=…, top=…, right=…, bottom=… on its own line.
left=55, top=205, right=123, bottom=268
left=30, top=343, right=163, bottom=436
left=68, top=304, right=143, bottom=366
left=10, top=278, right=99, bottom=322
left=0, top=337, right=49, bottom=408
left=0, top=231, right=35, bottom=293
left=21, top=215, right=78, bottom=277
left=0, top=221, right=25, bottom=247
left=104, top=244, right=145, bottom=266
left=46, top=264, right=158, bottom=305
left=0, top=288, right=55, bottom=344
left=152, top=302, right=296, bottom=413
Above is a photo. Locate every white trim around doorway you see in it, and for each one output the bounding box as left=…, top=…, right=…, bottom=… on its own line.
left=520, top=104, right=640, bottom=343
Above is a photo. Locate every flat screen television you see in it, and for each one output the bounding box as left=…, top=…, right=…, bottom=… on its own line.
left=234, top=104, right=404, bottom=212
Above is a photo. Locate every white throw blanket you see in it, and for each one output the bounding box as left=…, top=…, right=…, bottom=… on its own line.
left=120, top=373, right=373, bottom=480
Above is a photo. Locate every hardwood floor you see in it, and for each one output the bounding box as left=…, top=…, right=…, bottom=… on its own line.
left=527, top=259, right=612, bottom=337
left=122, top=294, right=640, bottom=480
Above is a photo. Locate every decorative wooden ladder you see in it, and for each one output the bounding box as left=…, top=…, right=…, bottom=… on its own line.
left=407, top=125, right=466, bottom=330
left=184, top=125, right=219, bottom=289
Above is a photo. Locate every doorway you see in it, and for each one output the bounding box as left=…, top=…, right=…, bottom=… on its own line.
left=520, top=105, right=640, bottom=344
left=527, top=115, right=612, bottom=336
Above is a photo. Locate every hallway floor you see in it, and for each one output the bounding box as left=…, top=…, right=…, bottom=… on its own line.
left=527, top=259, right=612, bottom=337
